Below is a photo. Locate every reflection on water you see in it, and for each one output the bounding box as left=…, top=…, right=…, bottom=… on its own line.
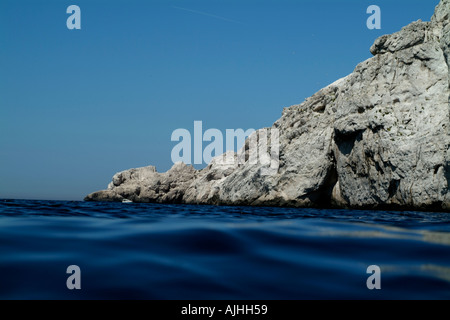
left=0, top=199, right=450, bottom=299
left=421, top=231, right=450, bottom=246
left=316, top=222, right=450, bottom=246
left=421, top=264, right=450, bottom=283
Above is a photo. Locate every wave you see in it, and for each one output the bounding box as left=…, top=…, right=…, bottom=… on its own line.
left=0, top=199, right=450, bottom=299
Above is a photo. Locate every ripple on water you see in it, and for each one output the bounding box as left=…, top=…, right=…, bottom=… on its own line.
left=0, top=199, right=450, bottom=299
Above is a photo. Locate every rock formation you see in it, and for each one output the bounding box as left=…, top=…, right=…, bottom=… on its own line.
left=86, top=0, right=450, bottom=211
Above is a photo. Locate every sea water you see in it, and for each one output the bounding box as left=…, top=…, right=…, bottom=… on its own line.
left=1, top=199, right=450, bottom=299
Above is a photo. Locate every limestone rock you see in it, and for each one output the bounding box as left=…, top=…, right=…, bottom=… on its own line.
left=85, top=163, right=196, bottom=203
left=85, top=0, right=450, bottom=212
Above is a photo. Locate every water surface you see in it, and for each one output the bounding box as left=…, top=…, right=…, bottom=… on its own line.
left=1, top=199, right=450, bottom=299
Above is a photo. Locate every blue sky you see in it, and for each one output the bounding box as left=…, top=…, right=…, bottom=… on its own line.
left=0, top=0, right=439, bottom=200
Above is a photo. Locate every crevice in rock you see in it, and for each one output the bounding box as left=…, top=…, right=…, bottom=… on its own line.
left=370, top=125, right=385, bottom=134
left=297, top=154, right=339, bottom=208
left=445, top=162, right=450, bottom=194
left=434, top=164, right=443, bottom=174
left=373, top=162, right=384, bottom=174
left=334, top=129, right=364, bottom=156
left=388, top=179, right=400, bottom=199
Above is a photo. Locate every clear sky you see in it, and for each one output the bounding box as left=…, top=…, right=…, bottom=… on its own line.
left=0, top=0, right=439, bottom=200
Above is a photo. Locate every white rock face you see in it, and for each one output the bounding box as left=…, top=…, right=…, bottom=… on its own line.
left=85, top=0, right=450, bottom=211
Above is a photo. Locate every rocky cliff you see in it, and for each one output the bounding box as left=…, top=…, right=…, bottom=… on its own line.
left=86, top=0, right=450, bottom=212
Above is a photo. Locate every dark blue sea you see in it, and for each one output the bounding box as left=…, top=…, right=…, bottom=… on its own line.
left=1, top=199, right=450, bottom=300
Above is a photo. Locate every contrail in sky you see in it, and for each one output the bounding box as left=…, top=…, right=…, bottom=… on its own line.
left=171, top=5, right=243, bottom=24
